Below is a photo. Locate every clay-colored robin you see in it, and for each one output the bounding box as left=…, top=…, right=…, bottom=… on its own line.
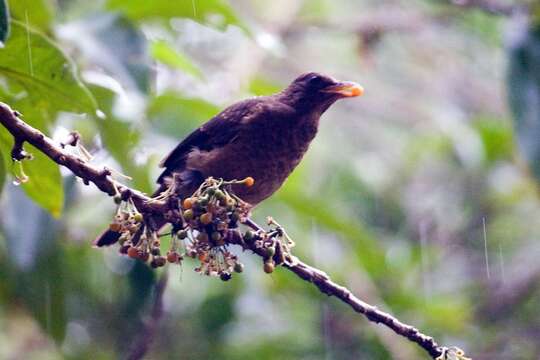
left=95, top=72, right=363, bottom=246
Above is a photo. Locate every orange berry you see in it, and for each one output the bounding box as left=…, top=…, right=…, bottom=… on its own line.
left=263, top=261, right=275, bottom=274
left=109, top=223, right=122, bottom=232
left=200, top=212, right=213, bottom=225
left=182, top=198, right=193, bottom=209
left=167, top=251, right=179, bottom=263
left=127, top=247, right=139, bottom=258
left=244, top=176, right=255, bottom=187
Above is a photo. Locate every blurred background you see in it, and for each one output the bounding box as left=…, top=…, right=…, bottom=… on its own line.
left=0, top=0, right=539, bottom=359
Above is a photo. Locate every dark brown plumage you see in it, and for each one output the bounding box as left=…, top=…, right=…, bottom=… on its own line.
left=95, top=72, right=363, bottom=246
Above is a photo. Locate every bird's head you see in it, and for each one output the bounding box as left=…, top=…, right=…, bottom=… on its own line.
left=278, top=72, right=364, bottom=113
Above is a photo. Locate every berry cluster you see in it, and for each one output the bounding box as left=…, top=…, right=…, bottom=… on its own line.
left=109, top=177, right=296, bottom=280
left=109, top=197, right=168, bottom=268
left=166, top=177, right=254, bottom=280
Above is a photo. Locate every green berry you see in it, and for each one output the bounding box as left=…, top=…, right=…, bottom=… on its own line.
left=215, top=190, right=226, bottom=201
left=243, top=230, right=255, bottom=243
left=234, top=263, right=244, bottom=273
left=183, top=209, right=194, bottom=221
left=264, top=247, right=275, bottom=258
left=197, top=196, right=209, bottom=207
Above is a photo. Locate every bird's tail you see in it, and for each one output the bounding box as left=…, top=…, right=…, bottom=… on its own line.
left=93, top=183, right=168, bottom=247
left=93, top=228, right=123, bottom=247
left=93, top=212, right=168, bottom=247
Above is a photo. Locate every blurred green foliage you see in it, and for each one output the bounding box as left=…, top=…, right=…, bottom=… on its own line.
left=508, top=24, right=540, bottom=181
left=0, top=0, right=539, bottom=359
left=0, top=0, right=8, bottom=45
left=106, top=0, right=246, bottom=31
left=7, top=0, right=53, bottom=32
left=151, top=40, right=204, bottom=79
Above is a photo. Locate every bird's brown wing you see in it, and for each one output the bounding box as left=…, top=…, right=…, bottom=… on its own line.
left=157, top=97, right=269, bottom=184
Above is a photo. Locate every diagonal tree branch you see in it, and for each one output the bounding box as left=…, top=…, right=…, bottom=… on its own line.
left=0, top=101, right=454, bottom=359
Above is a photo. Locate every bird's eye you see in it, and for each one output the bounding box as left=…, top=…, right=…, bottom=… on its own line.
left=308, top=75, right=323, bottom=85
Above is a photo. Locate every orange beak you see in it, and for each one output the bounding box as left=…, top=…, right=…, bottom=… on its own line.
left=323, top=81, right=364, bottom=97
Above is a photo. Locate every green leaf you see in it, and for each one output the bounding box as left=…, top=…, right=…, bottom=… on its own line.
left=64, top=14, right=151, bottom=93
left=0, top=20, right=94, bottom=216
left=473, top=117, right=515, bottom=164
left=248, top=76, right=282, bottom=96
left=0, top=0, right=9, bottom=46
left=0, top=147, right=5, bottom=194
left=197, top=291, right=236, bottom=339
left=508, top=25, right=540, bottom=181
left=7, top=0, right=53, bottom=32
left=21, top=145, right=64, bottom=217
left=0, top=21, right=96, bottom=125
left=148, top=92, right=220, bottom=137
left=106, top=0, right=246, bottom=32
left=151, top=40, right=203, bottom=79
left=0, top=129, right=64, bottom=216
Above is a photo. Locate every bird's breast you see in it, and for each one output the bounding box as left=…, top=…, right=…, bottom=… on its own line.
left=193, top=116, right=319, bottom=205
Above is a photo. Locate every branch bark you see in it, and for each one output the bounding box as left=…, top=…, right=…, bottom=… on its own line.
left=0, top=102, right=449, bottom=359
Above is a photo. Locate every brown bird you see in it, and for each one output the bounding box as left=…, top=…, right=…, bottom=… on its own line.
left=95, top=72, right=363, bottom=246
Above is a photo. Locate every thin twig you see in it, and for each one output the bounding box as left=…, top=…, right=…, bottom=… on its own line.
left=0, top=102, right=448, bottom=359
